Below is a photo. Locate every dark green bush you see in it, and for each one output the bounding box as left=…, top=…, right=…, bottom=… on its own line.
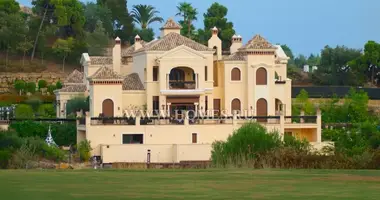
left=38, top=79, right=47, bottom=89
left=211, top=123, right=281, bottom=167
left=25, top=82, right=36, bottom=94
left=47, top=84, right=57, bottom=94
left=0, top=130, right=23, bottom=150
left=56, top=81, right=63, bottom=89
left=37, top=104, right=56, bottom=118
left=0, top=150, right=12, bottom=169
left=66, top=96, right=89, bottom=115
left=9, top=121, right=76, bottom=146
left=25, top=97, right=42, bottom=112
left=14, top=104, right=34, bottom=119
left=14, top=80, right=26, bottom=94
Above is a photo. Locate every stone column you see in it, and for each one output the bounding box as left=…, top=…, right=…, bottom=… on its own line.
left=300, top=110, right=305, bottom=123
left=194, top=102, right=199, bottom=117
left=166, top=103, right=171, bottom=117
left=195, top=73, right=199, bottom=89
left=280, top=113, right=285, bottom=141
left=316, top=109, right=322, bottom=142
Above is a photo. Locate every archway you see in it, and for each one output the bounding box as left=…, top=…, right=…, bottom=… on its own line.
left=275, top=98, right=282, bottom=115
left=256, top=98, right=268, bottom=122
left=256, top=67, right=267, bottom=85
left=231, top=98, right=241, bottom=114
left=169, top=67, right=195, bottom=89
left=102, top=99, right=114, bottom=117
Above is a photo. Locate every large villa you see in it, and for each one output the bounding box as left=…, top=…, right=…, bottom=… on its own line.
left=55, top=18, right=331, bottom=164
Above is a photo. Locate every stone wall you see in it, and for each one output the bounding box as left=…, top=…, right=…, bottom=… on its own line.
left=0, top=73, right=66, bottom=94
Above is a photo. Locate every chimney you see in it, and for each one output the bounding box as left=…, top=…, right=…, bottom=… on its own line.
left=134, top=35, right=142, bottom=51
left=112, top=37, right=121, bottom=73
left=230, top=34, right=242, bottom=54
left=208, top=26, right=222, bottom=60
left=212, top=26, right=218, bottom=35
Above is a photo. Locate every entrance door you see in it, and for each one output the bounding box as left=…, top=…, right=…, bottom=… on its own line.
left=213, top=99, right=221, bottom=116
left=102, top=99, right=114, bottom=124
left=256, top=98, right=267, bottom=122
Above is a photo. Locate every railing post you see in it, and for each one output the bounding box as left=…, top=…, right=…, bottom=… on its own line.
left=280, top=112, right=285, bottom=141
left=85, top=112, right=90, bottom=126
left=232, top=111, right=237, bottom=126
left=136, top=116, right=141, bottom=126
left=317, top=109, right=322, bottom=142
left=300, top=110, right=305, bottom=123
left=184, top=111, right=189, bottom=125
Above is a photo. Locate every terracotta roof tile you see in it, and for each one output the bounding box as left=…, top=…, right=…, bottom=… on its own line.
left=240, top=35, right=276, bottom=50
left=89, top=66, right=123, bottom=80
left=161, top=18, right=182, bottom=29
left=224, top=52, right=246, bottom=61
left=136, top=32, right=213, bottom=53
left=58, top=84, right=87, bottom=93
left=122, top=73, right=144, bottom=90
left=121, top=41, right=148, bottom=57
left=90, top=56, right=113, bottom=65
left=65, top=69, right=84, bottom=84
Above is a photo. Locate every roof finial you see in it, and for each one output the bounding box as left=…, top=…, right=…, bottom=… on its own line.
left=115, top=37, right=121, bottom=44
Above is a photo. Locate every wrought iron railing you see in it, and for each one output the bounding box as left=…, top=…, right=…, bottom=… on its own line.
left=169, top=81, right=196, bottom=89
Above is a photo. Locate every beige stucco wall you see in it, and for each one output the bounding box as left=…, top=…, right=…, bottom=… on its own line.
left=90, top=84, right=123, bottom=117
left=122, top=91, right=146, bottom=111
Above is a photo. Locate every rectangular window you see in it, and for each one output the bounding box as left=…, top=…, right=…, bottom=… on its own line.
left=153, top=66, right=158, bottom=81
left=205, top=66, right=208, bottom=81
left=213, top=64, right=218, bottom=86
left=153, top=96, right=159, bottom=115
left=205, top=96, right=208, bottom=111
left=192, top=133, right=197, bottom=143
left=122, top=134, right=143, bottom=144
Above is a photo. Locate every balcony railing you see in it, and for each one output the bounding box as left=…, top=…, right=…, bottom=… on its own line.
left=169, top=81, right=196, bottom=89
left=285, top=116, right=317, bottom=123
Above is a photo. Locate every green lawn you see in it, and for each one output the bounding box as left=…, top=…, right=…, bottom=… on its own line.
left=1, top=169, right=380, bottom=200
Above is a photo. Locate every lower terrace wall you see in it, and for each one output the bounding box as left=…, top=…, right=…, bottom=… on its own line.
left=87, top=123, right=282, bottom=156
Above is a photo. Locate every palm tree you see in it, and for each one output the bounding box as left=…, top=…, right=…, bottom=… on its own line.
left=176, top=2, right=198, bottom=37
left=131, top=4, right=163, bottom=29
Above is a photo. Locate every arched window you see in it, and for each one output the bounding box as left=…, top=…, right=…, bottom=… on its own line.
left=102, top=99, right=114, bottom=117
left=256, top=67, right=267, bottom=85
left=231, top=68, right=241, bottom=81
left=213, top=46, right=217, bottom=55
left=231, top=98, right=241, bottom=114
left=256, top=98, right=267, bottom=122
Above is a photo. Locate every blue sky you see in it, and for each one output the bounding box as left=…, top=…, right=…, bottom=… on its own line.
left=18, top=0, right=378, bottom=56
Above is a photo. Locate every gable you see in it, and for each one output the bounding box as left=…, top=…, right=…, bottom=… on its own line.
left=158, top=45, right=207, bottom=60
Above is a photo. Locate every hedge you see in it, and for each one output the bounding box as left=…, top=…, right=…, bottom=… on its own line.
left=9, top=121, right=76, bottom=146
left=0, top=94, right=55, bottom=104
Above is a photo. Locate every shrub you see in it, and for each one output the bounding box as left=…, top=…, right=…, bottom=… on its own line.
left=25, top=97, right=42, bottom=112
left=14, top=80, right=26, bottom=95
left=0, top=150, right=12, bottom=169
left=56, top=81, right=63, bottom=89
left=0, top=130, right=23, bottom=150
left=9, top=142, right=37, bottom=169
left=78, top=140, right=92, bottom=162
left=66, top=96, right=89, bottom=115
left=37, top=104, right=56, bottom=118
left=38, top=79, right=47, bottom=89
left=9, top=121, right=76, bottom=146
left=14, top=104, right=34, bottom=119
left=23, top=136, right=65, bottom=162
left=25, top=82, right=36, bottom=94
left=47, top=84, right=57, bottom=94
left=211, top=123, right=281, bottom=167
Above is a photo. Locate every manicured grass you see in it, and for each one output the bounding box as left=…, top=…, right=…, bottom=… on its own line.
left=1, top=169, right=380, bottom=199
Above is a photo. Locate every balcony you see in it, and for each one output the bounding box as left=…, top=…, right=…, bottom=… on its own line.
left=169, top=81, right=196, bottom=89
